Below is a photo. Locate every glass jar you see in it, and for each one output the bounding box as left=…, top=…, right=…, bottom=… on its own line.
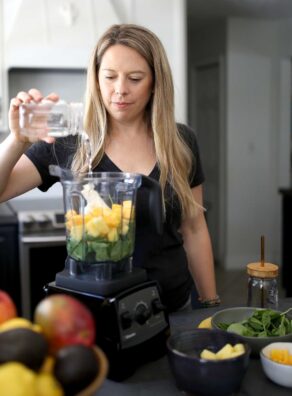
left=19, top=100, right=84, bottom=139
left=246, top=262, right=279, bottom=309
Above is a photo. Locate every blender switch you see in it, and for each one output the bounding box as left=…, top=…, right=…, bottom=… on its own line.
left=134, top=303, right=152, bottom=325
left=151, top=298, right=165, bottom=314
left=120, top=311, right=133, bottom=329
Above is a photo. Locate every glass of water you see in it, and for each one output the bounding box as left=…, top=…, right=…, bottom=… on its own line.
left=19, top=100, right=84, bottom=139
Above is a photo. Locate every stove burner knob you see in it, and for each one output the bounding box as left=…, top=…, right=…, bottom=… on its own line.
left=120, top=311, right=133, bottom=329
left=35, top=214, right=51, bottom=226
left=134, top=303, right=151, bottom=325
left=151, top=298, right=165, bottom=314
left=22, top=215, right=34, bottom=225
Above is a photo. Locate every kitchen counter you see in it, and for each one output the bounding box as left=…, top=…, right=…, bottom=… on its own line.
left=97, top=298, right=292, bottom=396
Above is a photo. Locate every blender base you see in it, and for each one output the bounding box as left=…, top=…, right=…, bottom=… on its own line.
left=44, top=279, right=169, bottom=381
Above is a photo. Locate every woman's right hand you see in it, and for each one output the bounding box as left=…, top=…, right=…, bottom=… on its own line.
left=9, top=88, right=59, bottom=144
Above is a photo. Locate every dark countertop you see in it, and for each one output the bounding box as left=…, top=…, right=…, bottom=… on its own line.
left=97, top=299, right=292, bottom=396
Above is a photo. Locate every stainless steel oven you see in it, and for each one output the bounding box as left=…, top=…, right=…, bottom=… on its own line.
left=18, top=210, right=67, bottom=319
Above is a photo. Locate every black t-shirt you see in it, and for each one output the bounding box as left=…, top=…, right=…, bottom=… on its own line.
left=25, top=123, right=205, bottom=312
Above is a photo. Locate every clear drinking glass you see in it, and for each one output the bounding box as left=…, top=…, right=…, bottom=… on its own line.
left=246, top=261, right=279, bottom=309
left=247, top=275, right=278, bottom=309
left=19, top=100, right=84, bottom=139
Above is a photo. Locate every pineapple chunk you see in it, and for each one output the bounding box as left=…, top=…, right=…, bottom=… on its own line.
left=200, top=343, right=245, bottom=361
left=103, top=210, right=120, bottom=227
left=122, top=219, right=129, bottom=235
left=70, top=224, right=83, bottom=241
left=107, top=228, right=118, bottom=242
left=233, top=344, right=245, bottom=354
left=229, top=350, right=245, bottom=358
left=198, top=317, right=212, bottom=329
left=201, top=349, right=217, bottom=360
left=122, top=201, right=133, bottom=220
left=216, top=344, right=234, bottom=359
left=86, top=216, right=109, bottom=237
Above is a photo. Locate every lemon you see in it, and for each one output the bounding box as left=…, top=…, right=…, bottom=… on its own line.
left=0, top=317, right=42, bottom=333
left=197, top=316, right=212, bottom=329
left=0, top=362, right=37, bottom=396
left=35, top=373, right=64, bottom=396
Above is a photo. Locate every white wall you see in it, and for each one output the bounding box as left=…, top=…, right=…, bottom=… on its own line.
left=1, top=0, right=187, bottom=208
left=225, top=18, right=288, bottom=269
left=188, top=16, right=292, bottom=270
left=3, top=0, right=186, bottom=123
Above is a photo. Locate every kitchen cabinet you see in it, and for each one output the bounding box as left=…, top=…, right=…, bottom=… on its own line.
left=1, top=0, right=187, bottom=127
left=4, top=0, right=121, bottom=69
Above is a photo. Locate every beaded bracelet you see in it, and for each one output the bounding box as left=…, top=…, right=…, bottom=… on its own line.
left=200, top=295, right=221, bottom=308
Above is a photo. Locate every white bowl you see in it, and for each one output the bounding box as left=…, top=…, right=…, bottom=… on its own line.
left=260, top=342, right=292, bottom=388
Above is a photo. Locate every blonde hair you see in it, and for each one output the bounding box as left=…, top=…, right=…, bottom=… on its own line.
left=71, top=24, right=198, bottom=219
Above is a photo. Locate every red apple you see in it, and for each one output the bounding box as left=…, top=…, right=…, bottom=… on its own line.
left=34, top=294, right=95, bottom=354
left=0, top=290, right=17, bottom=324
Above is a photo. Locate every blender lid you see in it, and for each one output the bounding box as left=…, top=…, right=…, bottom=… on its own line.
left=49, top=165, right=142, bottom=185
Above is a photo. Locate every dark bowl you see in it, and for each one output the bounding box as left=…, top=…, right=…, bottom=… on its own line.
left=167, top=329, right=250, bottom=396
left=211, top=307, right=292, bottom=355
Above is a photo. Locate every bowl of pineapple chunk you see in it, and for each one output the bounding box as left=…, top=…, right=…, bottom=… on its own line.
left=167, top=329, right=250, bottom=396
left=260, top=342, right=292, bottom=388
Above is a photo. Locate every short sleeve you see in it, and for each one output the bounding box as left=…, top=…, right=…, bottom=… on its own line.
left=25, top=136, right=77, bottom=191
left=177, top=123, right=205, bottom=188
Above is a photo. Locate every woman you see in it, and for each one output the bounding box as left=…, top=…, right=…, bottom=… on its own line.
left=0, top=24, right=219, bottom=312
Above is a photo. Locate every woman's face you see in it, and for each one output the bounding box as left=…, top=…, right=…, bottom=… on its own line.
left=98, top=44, right=153, bottom=124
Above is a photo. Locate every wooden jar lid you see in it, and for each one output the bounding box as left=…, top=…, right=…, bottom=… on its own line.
left=247, top=262, right=278, bottom=278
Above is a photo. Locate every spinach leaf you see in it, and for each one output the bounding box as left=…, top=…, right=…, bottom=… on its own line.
left=217, top=308, right=292, bottom=338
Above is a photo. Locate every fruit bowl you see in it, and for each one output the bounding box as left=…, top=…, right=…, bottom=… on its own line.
left=76, top=346, right=108, bottom=396
left=167, top=329, right=250, bottom=396
left=260, top=342, right=292, bottom=388
left=211, top=307, right=292, bottom=355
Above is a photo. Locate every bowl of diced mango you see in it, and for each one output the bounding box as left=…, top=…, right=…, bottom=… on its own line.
left=167, top=329, right=251, bottom=396
left=260, top=342, right=292, bottom=388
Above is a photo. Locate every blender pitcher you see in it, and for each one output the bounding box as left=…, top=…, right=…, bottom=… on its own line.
left=49, top=165, right=163, bottom=295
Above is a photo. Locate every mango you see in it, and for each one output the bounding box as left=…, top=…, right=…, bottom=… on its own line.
left=200, top=343, right=245, bottom=360
left=197, top=317, right=212, bottom=329
left=0, top=317, right=41, bottom=333
left=200, top=349, right=217, bottom=360
left=216, top=343, right=234, bottom=359
left=107, top=228, right=118, bottom=242
left=70, top=224, right=83, bottom=241
left=122, top=201, right=132, bottom=220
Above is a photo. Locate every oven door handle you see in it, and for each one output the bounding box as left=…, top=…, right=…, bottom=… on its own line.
left=21, top=235, right=66, bottom=243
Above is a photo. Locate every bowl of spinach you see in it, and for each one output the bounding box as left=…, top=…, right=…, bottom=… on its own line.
left=211, top=307, right=292, bottom=355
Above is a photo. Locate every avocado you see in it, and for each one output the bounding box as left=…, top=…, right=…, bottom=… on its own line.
left=54, top=344, right=99, bottom=396
left=0, top=327, right=48, bottom=371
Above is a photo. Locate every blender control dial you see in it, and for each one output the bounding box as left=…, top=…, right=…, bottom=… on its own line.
left=120, top=311, right=133, bottom=330
left=134, top=302, right=151, bottom=325
left=151, top=298, right=165, bottom=314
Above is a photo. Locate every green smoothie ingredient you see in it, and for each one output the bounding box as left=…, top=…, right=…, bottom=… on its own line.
left=217, top=308, right=292, bottom=337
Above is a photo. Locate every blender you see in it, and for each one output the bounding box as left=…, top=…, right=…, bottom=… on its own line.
left=45, top=166, right=169, bottom=380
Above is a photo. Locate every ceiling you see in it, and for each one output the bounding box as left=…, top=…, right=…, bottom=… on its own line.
left=187, top=0, right=292, bottom=21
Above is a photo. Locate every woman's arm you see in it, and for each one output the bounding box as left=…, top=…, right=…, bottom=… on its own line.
left=0, top=136, right=42, bottom=202
left=0, top=89, right=58, bottom=202
left=180, top=184, right=218, bottom=302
